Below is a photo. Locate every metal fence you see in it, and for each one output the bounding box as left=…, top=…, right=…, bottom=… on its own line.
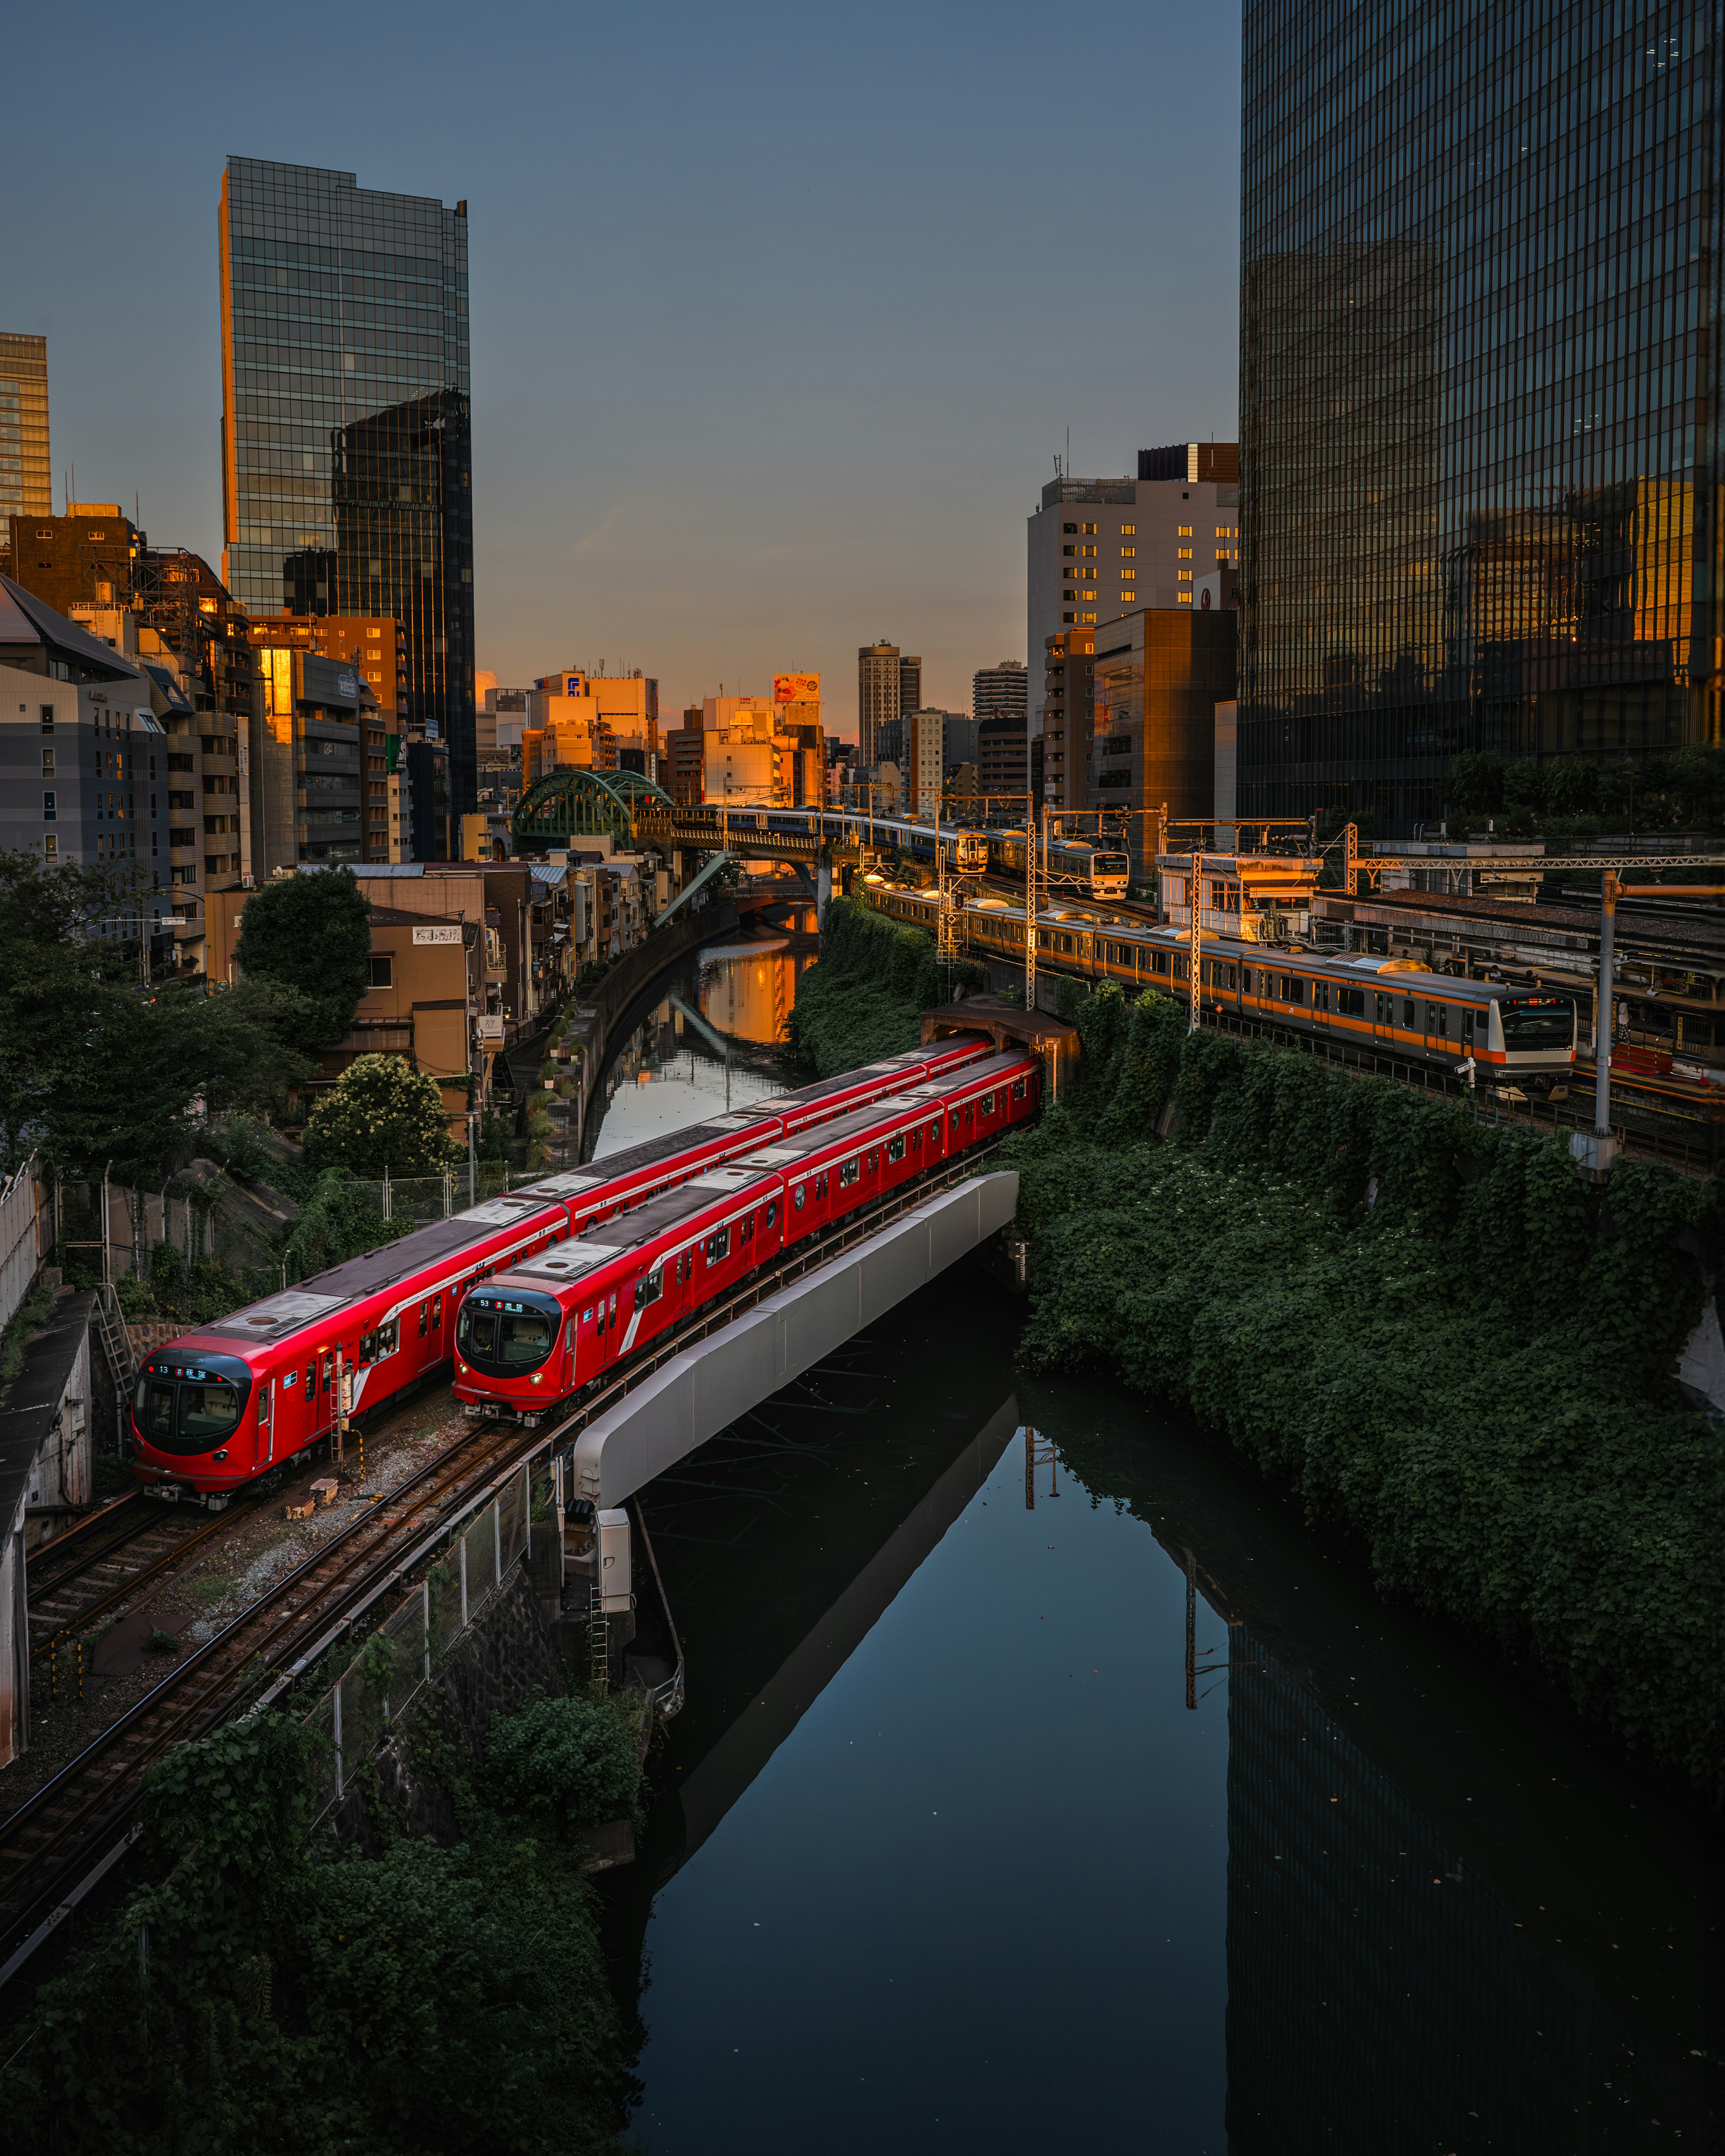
left=0, top=1156, right=47, bottom=1336
left=345, top=1164, right=550, bottom=1227
left=301, top=1456, right=544, bottom=1817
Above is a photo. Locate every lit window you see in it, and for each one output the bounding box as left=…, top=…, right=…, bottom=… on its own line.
left=1177, top=526, right=1193, bottom=537
left=1177, top=592, right=1192, bottom=605
left=1177, top=548, right=1193, bottom=559
left=1177, top=569, right=1193, bottom=582
left=1215, top=527, right=1230, bottom=537
left=1080, top=544, right=1097, bottom=557
left=1119, top=546, right=1135, bottom=558
left=1081, top=522, right=1097, bottom=535
left=43, top=835, right=57, bottom=859
left=1120, top=590, right=1136, bottom=602
left=41, top=791, right=56, bottom=820
left=1079, top=612, right=1097, bottom=624
left=1120, top=524, right=1136, bottom=535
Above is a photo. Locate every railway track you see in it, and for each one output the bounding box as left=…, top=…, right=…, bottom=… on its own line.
left=25, top=1494, right=248, bottom=1657
left=0, top=1412, right=541, bottom=1987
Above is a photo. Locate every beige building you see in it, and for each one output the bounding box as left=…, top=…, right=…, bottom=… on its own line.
left=699, top=693, right=823, bottom=806
left=906, top=709, right=945, bottom=816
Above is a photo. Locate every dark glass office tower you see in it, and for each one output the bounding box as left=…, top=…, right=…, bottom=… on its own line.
left=1238, top=3, right=1721, bottom=834
left=219, top=158, right=475, bottom=821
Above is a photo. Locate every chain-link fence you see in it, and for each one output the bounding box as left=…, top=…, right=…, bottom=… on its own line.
left=341, top=1164, right=551, bottom=1227
left=302, top=1455, right=551, bottom=1816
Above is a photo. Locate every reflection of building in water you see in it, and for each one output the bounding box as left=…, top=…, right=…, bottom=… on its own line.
left=1224, top=1629, right=1674, bottom=2152
left=698, top=944, right=809, bottom=1046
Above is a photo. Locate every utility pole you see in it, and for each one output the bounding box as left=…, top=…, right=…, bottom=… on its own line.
left=1024, top=799, right=1039, bottom=1013
left=1188, top=851, right=1204, bottom=1034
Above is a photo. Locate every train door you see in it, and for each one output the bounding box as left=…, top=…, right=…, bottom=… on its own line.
left=253, top=1378, right=274, bottom=1470
left=1371, top=988, right=1397, bottom=1047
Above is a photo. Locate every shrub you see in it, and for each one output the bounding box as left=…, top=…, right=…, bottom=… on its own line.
left=482, top=1691, right=639, bottom=1836
left=303, top=1054, right=452, bottom=1178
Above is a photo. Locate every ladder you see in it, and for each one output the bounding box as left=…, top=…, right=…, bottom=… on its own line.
left=92, top=1282, right=136, bottom=1431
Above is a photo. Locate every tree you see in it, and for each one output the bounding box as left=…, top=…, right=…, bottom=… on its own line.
left=234, top=866, right=372, bottom=1055
left=0, top=852, right=126, bottom=1173
left=303, top=1053, right=452, bottom=1177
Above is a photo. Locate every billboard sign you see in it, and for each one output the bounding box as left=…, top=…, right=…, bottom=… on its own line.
left=774, top=672, right=820, bottom=703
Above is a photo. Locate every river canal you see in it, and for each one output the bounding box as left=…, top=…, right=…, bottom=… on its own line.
left=586, top=931, right=1724, bottom=2154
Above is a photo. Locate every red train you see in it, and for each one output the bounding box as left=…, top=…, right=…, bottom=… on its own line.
left=127, top=1035, right=1013, bottom=1505
left=452, top=1048, right=1040, bottom=1423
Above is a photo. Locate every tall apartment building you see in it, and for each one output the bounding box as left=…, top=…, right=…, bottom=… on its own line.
left=1027, top=448, right=1238, bottom=769
left=857, top=642, right=901, bottom=765
left=972, top=659, right=1027, bottom=729
left=978, top=714, right=1027, bottom=801
left=0, top=336, right=51, bottom=526
left=898, top=653, right=922, bottom=727
left=1040, top=631, right=1094, bottom=811
left=218, top=158, right=476, bottom=818
left=905, top=710, right=945, bottom=816
left=1089, top=607, right=1234, bottom=844
left=1240, top=3, right=1718, bottom=831
left=6, top=512, right=267, bottom=972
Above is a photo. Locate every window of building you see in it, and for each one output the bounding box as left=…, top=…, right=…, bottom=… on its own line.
left=42, top=791, right=55, bottom=820
left=40, top=749, right=53, bottom=776
left=1080, top=544, right=1097, bottom=557
left=1177, top=570, right=1193, bottom=582
left=40, top=705, right=53, bottom=732
left=1119, top=546, right=1135, bottom=557
left=1120, top=589, right=1136, bottom=602
left=368, top=953, right=393, bottom=989
left=43, top=835, right=57, bottom=860
left=1177, top=593, right=1192, bottom=605
left=1120, top=524, right=1136, bottom=535
left=1081, top=522, right=1097, bottom=535
left=1062, top=544, right=1075, bottom=557
left=1177, top=548, right=1193, bottom=559
left=1177, top=526, right=1193, bottom=537
left=1062, top=521, right=1077, bottom=534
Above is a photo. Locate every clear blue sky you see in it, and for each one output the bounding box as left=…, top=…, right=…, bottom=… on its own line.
left=5, top=0, right=1241, bottom=734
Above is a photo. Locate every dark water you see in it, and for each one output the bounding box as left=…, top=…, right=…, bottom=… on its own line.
left=586, top=977, right=1724, bottom=2156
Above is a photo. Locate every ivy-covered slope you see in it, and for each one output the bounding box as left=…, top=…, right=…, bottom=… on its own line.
left=1002, top=983, right=1725, bottom=1807
left=784, top=896, right=980, bottom=1075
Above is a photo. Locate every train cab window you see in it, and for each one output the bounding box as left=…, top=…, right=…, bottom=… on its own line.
left=634, top=1265, right=664, bottom=1310
left=1339, top=987, right=1365, bottom=1017
left=840, top=1159, right=860, bottom=1187
left=140, top=1379, right=176, bottom=1442
left=888, top=1133, right=906, bottom=1162
left=704, top=1225, right=731, bottom=1264
left=793, top=1183, right=806, bottom=1211
left=181, top=1380, right=245, bottom=1446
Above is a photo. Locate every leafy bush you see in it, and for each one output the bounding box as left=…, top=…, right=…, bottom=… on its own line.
left=304, top=1054, right=452, bottom=1178
left=1003, top=986, right=1725, bottom=1805
left=786, top=894, right=982, bottom=1075
left=282, top=1166, right=407, bottom=1281
left=482, top=1691, right=640, bottom=1836
left=1, top=1712, right=635, bottom=2154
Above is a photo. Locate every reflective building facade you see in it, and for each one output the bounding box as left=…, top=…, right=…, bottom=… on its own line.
left=219, top=158, right=475, bottom=824
left=1239, top=1, right=1722, bottom=832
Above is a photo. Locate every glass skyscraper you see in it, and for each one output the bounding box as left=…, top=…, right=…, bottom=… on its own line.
left=1238, top=0, right=1720, bottom=833
left=219, top=158, right=476, bottom=820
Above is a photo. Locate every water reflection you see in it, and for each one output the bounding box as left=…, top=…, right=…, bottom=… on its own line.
left=606, top=1312, right=1721, bottom=2152
left=587, top=930, right=815, bottom=1159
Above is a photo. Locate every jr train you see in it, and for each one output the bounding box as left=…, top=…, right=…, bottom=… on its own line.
left=452, top=1048, right=1039, bottom=1423
left=128, top=1035, right=994, bottom=1505
left=870, top=884, right=1579, bottom=1092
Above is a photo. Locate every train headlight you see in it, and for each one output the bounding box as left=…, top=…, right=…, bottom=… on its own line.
left=212, top=1450, right=229, bottom=1463
left=531, top=1374, right=543, bottom=1384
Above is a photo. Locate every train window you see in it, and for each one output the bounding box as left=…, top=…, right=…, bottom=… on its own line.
left=927, top=1122, right=938, bottom=1144
left=498, top=1310, right=555, bottom=1366
left=634, top=1265, right=664, bottom=1309
left=1013, top=1077, right=1026, bottom=1100
left=305, top=1362, right=315, bottom=1394
left=741, top=1212, right=756, bottom=1243
left=1312, top=981, right=1330, bottom=1011
left=181, top=1381, right=244, bottom=1445
left=1402, top=998, right=1415, bottom=1028
left=1280, top=976, right=1307, bottom=1006
left=817, top=1172, right=829, bottom=1197
left=1374, top=993, right=1391, bottom=1024
left=1460, top=1007, right=1475, bottom=1037
left=258, top=1383, right=272, bottom=1424
left=767, top=1201, right=777, bottom=1226
left=139, top=1378, right=176, bottom=1442
left=1338, top=987, right=1365, bottom=1017
left=418, top=1300, right=428, bottom=1338
left=888, top=1133, right=906, bottom=1162
left=794, top=1184, right=806, bottom=1210
left=1427, top=1002, right=1449, bottom=1038
left=431, top=1296, right=442, bottom=1330
left=840, top=1159, right=860, bottom=1187
left=704, top=1225, right=731, bottom=1264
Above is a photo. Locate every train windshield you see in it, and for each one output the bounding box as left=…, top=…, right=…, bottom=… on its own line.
left=456, top=1291, right=561, bottom=1375
left=1499, top=996, right=1575, bottom=1051
left=1094, top=853, right=1131, bottom=879
left=132, top=1355, right=252, bottom=1456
